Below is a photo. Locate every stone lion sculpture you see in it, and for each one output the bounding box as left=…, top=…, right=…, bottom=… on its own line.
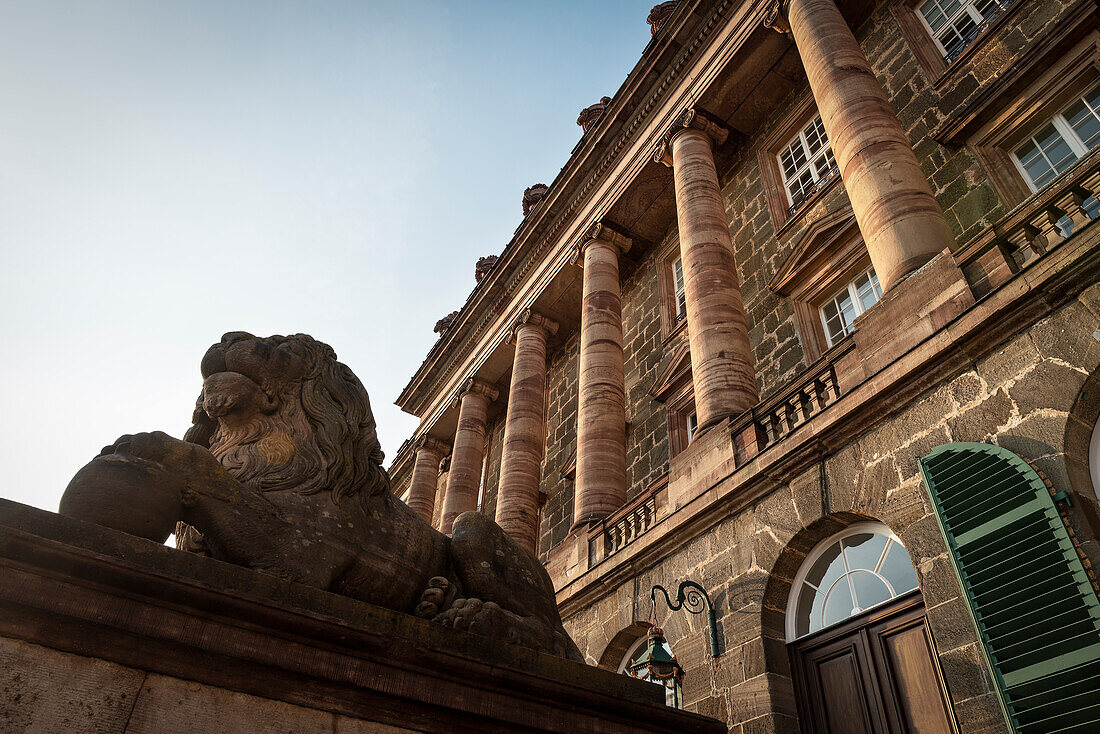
left=60, top=332, right=582, bottom=662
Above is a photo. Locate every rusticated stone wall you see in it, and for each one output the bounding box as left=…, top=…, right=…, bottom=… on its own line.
left=563, top=283, right=1100, bottom=733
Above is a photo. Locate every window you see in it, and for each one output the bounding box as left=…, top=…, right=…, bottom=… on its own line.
left=787, top=523, right=919, bottom=640
left=1013, top=84, right=1100, bottom=192
left=671, top=258, right=687, bottom=324
left=658, top=240, right=689, bottom=339
left=778, top=113, right=839, bottom=213
left=916, top=0, right=1017, bottom=63
left=819, top=266, right=882, bottom=347
left=685, top=410, right=697, bottom=444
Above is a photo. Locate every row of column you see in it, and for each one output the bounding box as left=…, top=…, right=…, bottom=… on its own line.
left=407, top=0, right=954, bottom=549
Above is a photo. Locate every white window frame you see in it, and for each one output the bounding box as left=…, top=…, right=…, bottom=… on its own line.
left=672, top=258, right=687, bottom=323
left=818, top=266, right=882, bottom=348
left=1091, top=413, right=1100, bottom=505
left=686, top=410, right=698, bottom=444
left=1011, top=85, right=1100, bottom=193
left=785, top=522, right=918, bottom=642
left=777, top=113, right=838, bottom=211
left=915, top=0, right=1010, bottom=61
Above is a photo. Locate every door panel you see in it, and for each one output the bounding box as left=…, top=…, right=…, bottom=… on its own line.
left=870, top=611, right=955, bottom=734
left=790, top=592, right=957, bottom=734
left=795, top=634, right=883, bottom=733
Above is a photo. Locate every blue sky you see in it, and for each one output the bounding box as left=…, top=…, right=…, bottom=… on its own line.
left=0, top=1, right=657, bottom=511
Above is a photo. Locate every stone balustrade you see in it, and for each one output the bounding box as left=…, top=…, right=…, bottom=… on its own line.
left=958, top=150, right=1100, bottom=298
left=755, top=343, right=849, bottom=448
left=587, top=478, right=668, bottom=564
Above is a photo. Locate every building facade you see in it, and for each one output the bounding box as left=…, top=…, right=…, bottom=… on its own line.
left=390, top=1, right=1100, bottom=731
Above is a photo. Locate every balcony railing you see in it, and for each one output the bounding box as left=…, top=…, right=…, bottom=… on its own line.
left=754, top=340, right=851, bottom=449
left=588, top=476, right=667, bottom=564
left=958, top=150, right=1100, bottom=297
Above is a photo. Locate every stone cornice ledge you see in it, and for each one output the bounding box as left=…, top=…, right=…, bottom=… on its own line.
left=552, top=227, right=1100, bottom=617
left=395, top=0, right=748, bottom=420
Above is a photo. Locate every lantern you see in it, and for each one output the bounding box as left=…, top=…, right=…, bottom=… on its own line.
left=627, top=626, right=684, bottom=708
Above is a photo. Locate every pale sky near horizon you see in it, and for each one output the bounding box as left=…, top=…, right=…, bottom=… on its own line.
left=0, top=0, right=656, bottom=511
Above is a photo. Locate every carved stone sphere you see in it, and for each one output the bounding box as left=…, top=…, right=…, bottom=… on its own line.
left=647, top=2, right=678, bottom=36
left=522, top=184, right=549, bottom=216
left=577, top=96, right=612, bottom=134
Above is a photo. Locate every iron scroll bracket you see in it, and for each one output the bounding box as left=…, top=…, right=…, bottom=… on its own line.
left=651, top=581, right=721, bottom=658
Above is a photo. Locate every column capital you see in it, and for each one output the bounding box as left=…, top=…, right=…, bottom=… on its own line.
left=653, top=108, right=730, bottom=166
left=762, top=1, right=792, bottom=36
left=453, top=377, right=499, bottom=408
left=575, top=221, right=632, bottom=260
left=512, top=309, right=559, bottom=341
left=414, top=434, right=450, bottom=455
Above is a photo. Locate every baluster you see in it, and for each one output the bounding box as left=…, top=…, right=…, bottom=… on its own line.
left=1054, top=187, right=1091, bottom=235
left=1031, top=206, right=1066, bottom=250
left=1005, top=223, right=1042, bottom=266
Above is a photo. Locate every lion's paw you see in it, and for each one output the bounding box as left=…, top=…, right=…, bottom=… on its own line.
left=414, top=576, right=452, bottom=619
left=433, top=598, right=519, bottom=644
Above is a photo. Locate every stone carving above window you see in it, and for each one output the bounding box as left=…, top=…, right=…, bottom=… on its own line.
left=769, top=206, right=871, bottom=362
left=647, top=2, right=678, bottom=37
left=577, top=96, right=612, bottom=134
left=522, top=183, right=549, bottom=215
left=475, top=255, right=498, bottom=283
left=434, top=310, right=460, bottom=334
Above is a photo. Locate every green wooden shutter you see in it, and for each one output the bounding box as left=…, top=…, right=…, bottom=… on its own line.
left=919, top=442, right=1100, bottom=734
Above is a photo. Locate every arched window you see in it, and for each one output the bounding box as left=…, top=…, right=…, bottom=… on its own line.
left=786, top=522, right=919, bottom=641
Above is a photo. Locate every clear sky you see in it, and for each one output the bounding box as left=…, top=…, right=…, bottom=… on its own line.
left=0, top=0, right=657, bottom=511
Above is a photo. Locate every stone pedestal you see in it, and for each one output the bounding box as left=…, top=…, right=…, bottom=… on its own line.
left=0, top=499, right=724, bottom=734
left=440, top=378, right=498, bottom=535
left=497, top=310, right=558, bottom=553
left=785, top=0, right=955, bottom=290
left=659, top=110, right=759, bottom=429
left=573, top=224, right=632, bottom=528
left=407, top=436, right=448, bottom=524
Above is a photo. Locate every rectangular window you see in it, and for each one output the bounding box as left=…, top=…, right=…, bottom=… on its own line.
left=819, top=267, right=882, bottom=347
left=1013, top=84, right=1100, bottom=192
left=686, top=411, right=697, bottom=444
left=672, top=258, right=687, bottom=323
left=916, top=0, right=1015, bottom=63
left=778, top=114, right=838, bottom=213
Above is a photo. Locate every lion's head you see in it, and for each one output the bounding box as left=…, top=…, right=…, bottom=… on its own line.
left=183, top=332, right=388, bottom=503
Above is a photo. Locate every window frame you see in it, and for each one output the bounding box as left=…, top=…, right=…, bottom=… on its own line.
left=785, top=522, right=918, bottom=642
left=758, top=96, right=845, bottom=235
left=818, top=266, right=883, bottom=348
left=777, top=113, right=840, bottom=212
left=1009, top=83, right=1100, bottom=193
left=914, top=0, right=1013, bottom=63
left=657, top=237, right=689, bottom=341
left=892, top=0, right=1026, bottom=84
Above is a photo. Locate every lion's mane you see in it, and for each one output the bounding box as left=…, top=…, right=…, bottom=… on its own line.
left=183, top=334, right=389, bottom=504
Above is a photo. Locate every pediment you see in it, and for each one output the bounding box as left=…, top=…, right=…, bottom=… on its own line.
left=650, top=339, right=692, bottom=402
left=768, top=207, right=861, bottom=298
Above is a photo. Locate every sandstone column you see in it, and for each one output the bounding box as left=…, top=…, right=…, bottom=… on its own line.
left=769, top=0, right=954, bottom=290
left=573, top=223, right=631, bottom=528
left=656, top=109, right=759, bottom=430
left=496, top=309, right=559, bottom=552
left=439, top=378, right=498, bottom=535
left=406, top=435, right=448, bottom=524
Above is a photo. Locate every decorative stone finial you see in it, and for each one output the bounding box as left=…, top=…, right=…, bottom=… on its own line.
left=434, top=310, right=459, bottom=334
left=647, top=2, right=678, bottom=36
left=523, top=183, right=549, bottom=216
left=475, top=256, right=498, bottom=283
left=577, top=96, right=612, bottom=134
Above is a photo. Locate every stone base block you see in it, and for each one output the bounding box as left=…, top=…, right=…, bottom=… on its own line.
left=0, top=499, right=723, bottom=734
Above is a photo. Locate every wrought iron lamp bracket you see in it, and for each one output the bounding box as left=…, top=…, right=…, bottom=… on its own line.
left=651, top=581, right=721, bottom=658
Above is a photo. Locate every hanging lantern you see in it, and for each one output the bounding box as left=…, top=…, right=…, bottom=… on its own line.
left=627, top=627, right=684, bottom=708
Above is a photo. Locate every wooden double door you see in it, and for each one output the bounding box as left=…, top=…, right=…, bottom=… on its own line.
left=789, top=591, right=957, bottom=734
